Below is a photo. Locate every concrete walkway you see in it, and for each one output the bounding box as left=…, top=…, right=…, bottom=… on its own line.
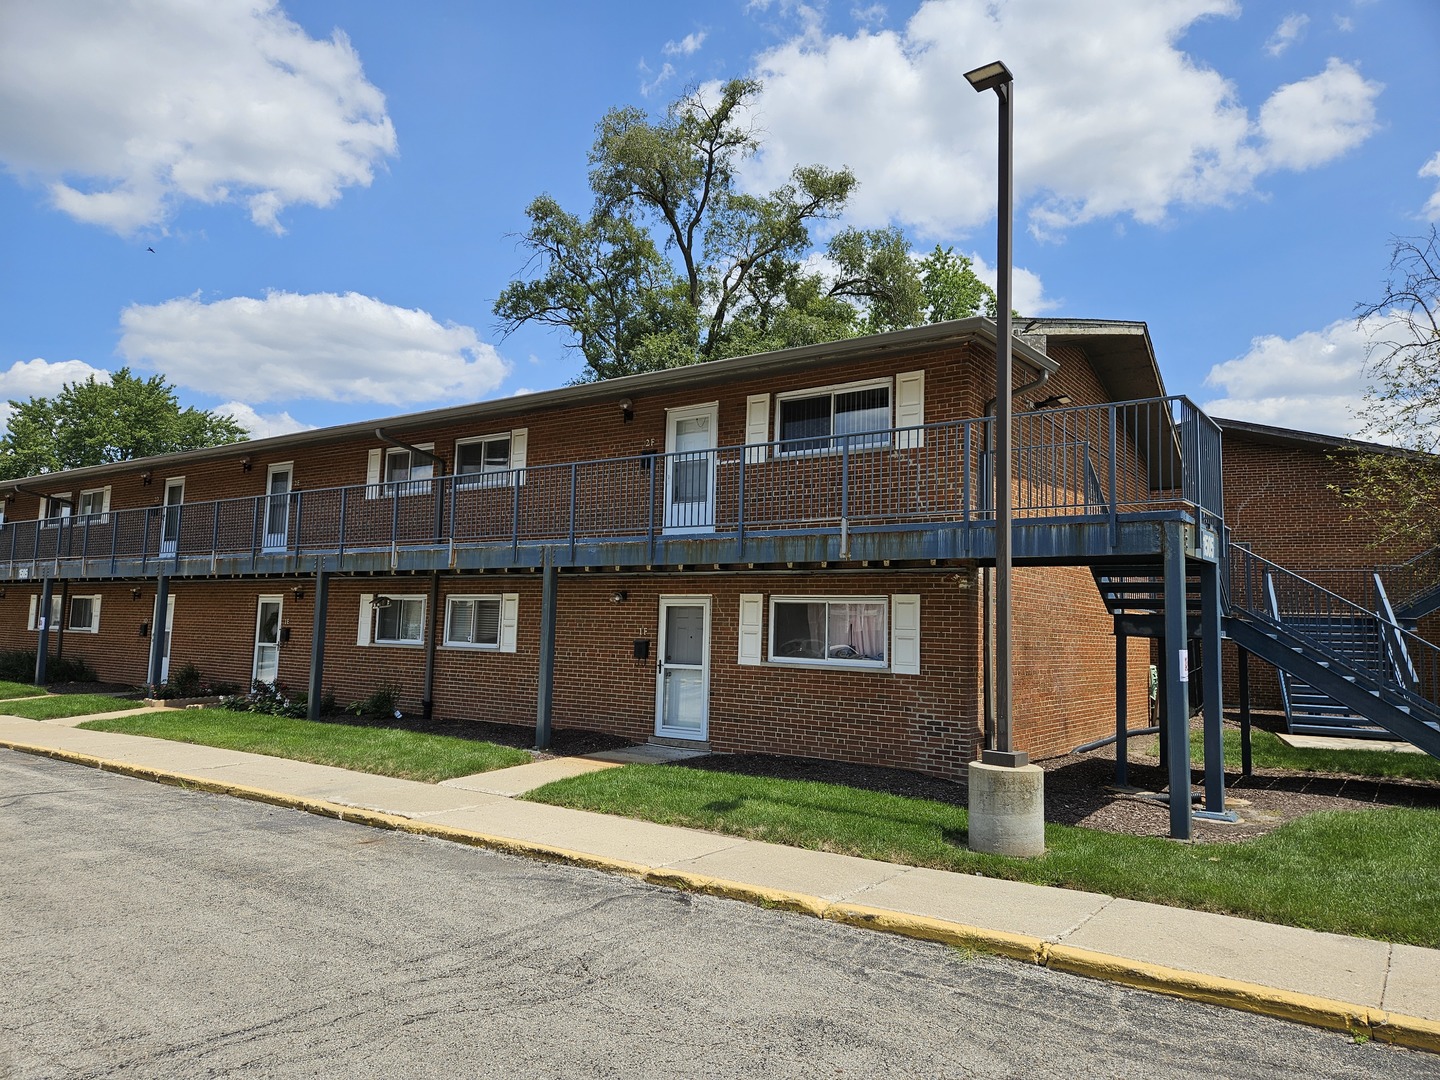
left=2, top=713, right=1437, bottom=1054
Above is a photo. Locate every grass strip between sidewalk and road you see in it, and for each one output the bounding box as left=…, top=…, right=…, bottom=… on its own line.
left=79, top=708, right=533, bottom=783
left=3, top=694, right=147, bottom=720
left=524, top=763, right=1440, bottom=947
left=1179, top=726, right=1440, bottom=783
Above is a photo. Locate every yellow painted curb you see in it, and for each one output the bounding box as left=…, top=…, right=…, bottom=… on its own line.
left=823, top=902, right=1046, bottom=964
left=7, top=738, right=1438, bottom=1056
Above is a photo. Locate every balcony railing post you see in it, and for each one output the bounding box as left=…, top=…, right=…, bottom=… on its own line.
left=737, top=450, right=746, bottom=557
left=568, top=462, right=577, bottom=563
left=962, top=421, right=972, bottom=527
left=293, top=490, right=304, bottom=554
left=250, top=497, right=260, bottom=567
left=109, top=512, right=119, bottom=574
left=338, top=487, right=348, bottom=557
left=211, top=502, right=221, bottom=561
left=140, top=509, right=151, bottom=572
left=511, top=478, right=520, bottom=563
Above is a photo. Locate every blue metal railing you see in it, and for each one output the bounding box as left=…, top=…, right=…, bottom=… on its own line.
left=0, top=396, right=1222, bottom=576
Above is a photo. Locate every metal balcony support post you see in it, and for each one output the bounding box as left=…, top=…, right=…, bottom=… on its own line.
left=1238, top=647, right=1253, bottom=778
left=146, top=574, right=170, bottom=691
left=1114, top=631, right=1129, bottom=788
left=511, top=481, right=520, bottom=563
left=535, top=550, right=558, bottom=750
left=211, top=502, right=221, bottom=561
left=34, top=576, right=53, bottom=686
left=306, top=564, right=330, bottom=722
left=1199, top=559, right=1226, bottom=813
left=294, top=491, right=305, bottom=553
left=109, top=515, right=119, bottom=574
left=567, top=463, right=577, bottom=563
left=647, top=455, right=656, bottom=563
left=140, top=509, right=151, bottom=572
left=338, top=488, right=348, bottom=556
left=962, top=423, right=971, bottom=526
left=1162, top=522, right=1193, bottom=840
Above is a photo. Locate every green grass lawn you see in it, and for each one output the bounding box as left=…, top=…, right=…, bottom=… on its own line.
left=0, top=681, right=48, bottom=701
left=525, top=763, right=1440, bottom=946
left=79, top=708, right=533, bottom=783
left=2, top=694, right=146, bottom=720
left=1188, top=725, right=1440, bottom=782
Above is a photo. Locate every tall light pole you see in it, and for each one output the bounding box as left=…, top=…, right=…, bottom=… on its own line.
left=964, top=59, right=1024, bottom=769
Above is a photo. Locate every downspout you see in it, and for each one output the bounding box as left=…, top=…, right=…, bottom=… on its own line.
left=421, top=572, right=440, bottom=719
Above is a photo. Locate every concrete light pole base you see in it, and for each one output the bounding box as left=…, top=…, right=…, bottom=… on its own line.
left=967, top=761, right=1045, bottom=857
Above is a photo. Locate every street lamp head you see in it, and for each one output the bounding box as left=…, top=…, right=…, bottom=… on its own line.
left=963, top=60, right=1013, bottom=94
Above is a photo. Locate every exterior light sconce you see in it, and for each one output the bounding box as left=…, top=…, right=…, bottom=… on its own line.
left=611, top=590, right=628, bottom=604
left=139, top=621, right=150, bottom=638
left=0, top=588, right=6, bottom=599
left=140, top=470, right=153, bottom=485
left=241, top=457, right=253, bottom=472
left=618, top=397, right=634, bottom=424
left=292, top=584, right=306, bottom=600
left=1032, top=394, right=1072, bottom=410
left=371, top=595, right=392, bottom=609
left=131, top=588, right=142, bottom=600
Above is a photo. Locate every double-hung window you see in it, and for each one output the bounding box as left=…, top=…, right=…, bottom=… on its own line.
left=68, top=595, right=101, bottom=633
left=373, top=595, right=426, bottom=645
left=776, top=380, right=891, bottom=455
left=77, top=486, right=110, bottom=523
left=445, top=596, right=501, bottom=647
left=27, top=594, right=62, bottom=631
left=768, top=596, right=888, bottom=668
left=384, top=448, right=433, bottom=497
left=455, top=434, right=512, bottom=488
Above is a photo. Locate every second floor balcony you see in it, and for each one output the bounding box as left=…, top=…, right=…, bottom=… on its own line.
left=2, top=397, right=1223, bottom=581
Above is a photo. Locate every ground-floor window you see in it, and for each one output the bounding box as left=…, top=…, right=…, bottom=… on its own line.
left=445, top=596, right=501, bottom=647
left=768, top=596, right=887, bottom=668
left=374, top=595, right=426, bottom=645
left=68, top=595, right=101, bottom=632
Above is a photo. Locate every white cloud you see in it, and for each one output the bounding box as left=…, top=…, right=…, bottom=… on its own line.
left=641, top=62, right=677, bottom=97
left=964, top=252, right=1057, bottom=317
left=664, top=31, right=708, bottom=56
left=213, top=401, right=314, bottom=439
left=1421, top=151, right=1440, bottom=221
left=0, top=357, right=112, bottom=434
left=118, top=292, right=510, bottom=408
left=1201, top=317, right=1374, bottom=437
left=742, top=0, right=1382, bottom=239
left=1264, top=13, right=1309, bottom=56
left=0, top=1, right=396, bottom=235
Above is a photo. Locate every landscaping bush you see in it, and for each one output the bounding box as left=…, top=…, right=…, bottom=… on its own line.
left=220, top=680, right=336, bottom=718
left=0, top=649, right=96, bottom=684
left=346, top=683, right=402, bottom=719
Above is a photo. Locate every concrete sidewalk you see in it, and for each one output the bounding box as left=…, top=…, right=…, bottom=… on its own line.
left=3, top=713, right=1437, bottom=1054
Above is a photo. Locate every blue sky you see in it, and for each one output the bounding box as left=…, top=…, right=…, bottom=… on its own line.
left=1, top=0, right=1437, bottom=441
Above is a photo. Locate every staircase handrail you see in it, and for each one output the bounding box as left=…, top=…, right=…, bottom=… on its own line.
left=1377, top=543, right=1440, bottom=615
left=1373, top=573, right=1421, bottom=693
left=1231, top=546, right=1440, bottom=720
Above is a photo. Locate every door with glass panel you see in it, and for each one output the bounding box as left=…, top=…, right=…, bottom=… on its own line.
left=655, top=597, right=710, bottom=740
left=160, top=478, right=184, bottom=555
left=263, top=464, right=293, bottom=552
left=253, top=596, right=282, bottom=685
left=663, top=404, right=717, bottom=532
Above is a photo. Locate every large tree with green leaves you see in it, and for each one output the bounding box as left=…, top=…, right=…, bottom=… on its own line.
left=1338, top=227, right=1440, bottom=556
left=0, top=367, right=247, bottom=480
left=495, top=79, right=996, bottom=381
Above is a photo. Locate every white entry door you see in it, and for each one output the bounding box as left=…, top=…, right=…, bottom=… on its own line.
left=154, top=594, right=175, bottom=683
left=160, top=478, right=184, bottom=555
left=263, top=463, right=293, bottom=552
left=655, top=597, right=710, bottom=740
left=253, top=596, right=283, bottom=685
left=663, top=403, right=717, bottom=532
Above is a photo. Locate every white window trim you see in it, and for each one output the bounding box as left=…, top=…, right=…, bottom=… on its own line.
left=365, top=445, right=435, bottom=499
left=77, top=485, right=112, bottom=524
left=773, top=377, right=893, bottom=457
left=27, top=593, right=62, bottom=631
left=67, top=594, right=102, bottom=633
left=767, top=594, right=889, bottom=670
left=39, top=493, right=72, bottom=527
left=454, top=429, right=527, bottom=489
left=368, top=593, right=427, bottom=647
left=441, top=593, right=519, bottom=651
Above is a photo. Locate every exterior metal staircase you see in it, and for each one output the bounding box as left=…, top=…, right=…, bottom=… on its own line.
left=1226, top=546, right=1440, bottom=759
left=1381, top=545, right=1440, bottom=625
left=1091, top=553, right=1440, bottom=760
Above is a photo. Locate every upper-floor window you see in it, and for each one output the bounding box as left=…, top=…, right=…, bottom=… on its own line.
left=366, top=445, right=434, bottom=499
left=39, top=493, right=72, bottom=527
left=77, top=486, right=111, bottom=523
left=776, top=379, right=891, bottom=455
left=456, top=434, right=512, bottom=488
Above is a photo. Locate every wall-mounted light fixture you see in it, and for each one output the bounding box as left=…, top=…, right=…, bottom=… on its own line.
left=140, top=470, right=153, bottom=485
left=240, top=457, right=253, bottom=472
left=371, top=595, right=392, bottom=609
left=611, top=590, right=628, bottom=604
left=1032, top=394, right=1073, bottom=410
left=292, top=584, right=306, bottom=600
left=138, top=621, right=150, bottom=638
left=618, top=397, right=634, bottom=424
left=131, top=588, right=142, bottom=600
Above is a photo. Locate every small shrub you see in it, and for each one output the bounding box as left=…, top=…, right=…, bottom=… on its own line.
left=152, top=661, right=210, bottom=699
left=0, top=650, right=96, bottom=684
left=220, top=680, right=308, bottom=718
left=346, top=683, right=402, bottom=719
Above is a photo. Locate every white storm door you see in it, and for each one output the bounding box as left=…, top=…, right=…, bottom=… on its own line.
left=160, top=478, right=184, bottom=555
left=253, top=596, right=283, bottom=685
left=263, top=464, right=293, bottom=552
left=663, top=404, right=717, bottom=533
left=155, top=594, right=175, bottom=683
left=655, top=597, right=710, bottom=740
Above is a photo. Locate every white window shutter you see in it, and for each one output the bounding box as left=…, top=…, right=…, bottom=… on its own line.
left=744, top=395, right=770, bottom=464
left=895, top=371, right=925, bottom=449
left=101, top=487, right=112, bottom=514
left=737, top=593, right=763, bottom=665
left=413, top=443, right=435, bottom=482
left=91, top=596, right=102, bottom=631
left=357, top=593, right=373, bottom=646
left=891, top=594, right=920, bottom=675
left=365, top=449, right=382, bottom=499
left=27, top=595, right=37, bottom=630
left=510, top=429, right=528, bottom=484
left=500, top=593, right=519, bottom=653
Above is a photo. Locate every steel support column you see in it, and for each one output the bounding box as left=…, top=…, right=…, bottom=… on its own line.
left=1161, top=523, right=1193, bottom=840
left=306, top=565, right=330, bottom=722
left=1114, top=631, right=1129, bottom=788
left=1199, top=559, right=1225, bottom=812
left=34, top=577, right=53, bottom=686
left=535, top=551, right=558, bottom=750
left=146, top=574, right=170, bottom=690
left=1238, top=646, right=1252, bottom=778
